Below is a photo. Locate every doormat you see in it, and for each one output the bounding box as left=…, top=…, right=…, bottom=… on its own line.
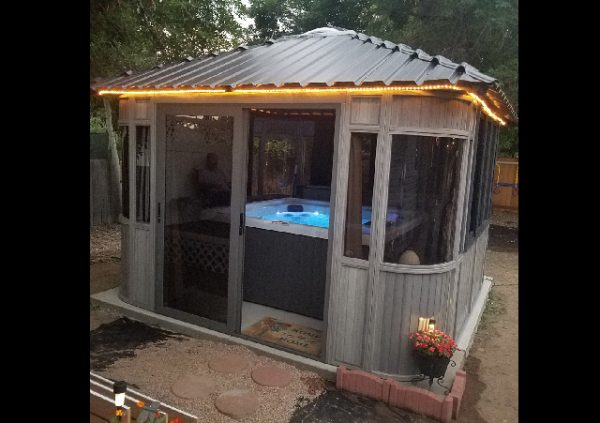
left=242, top=317, right=322, bottom=356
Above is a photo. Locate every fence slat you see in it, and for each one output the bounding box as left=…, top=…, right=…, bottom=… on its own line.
left=90, top=159, right=115, bottom=225
left=492, top=157, right=518, bottom=211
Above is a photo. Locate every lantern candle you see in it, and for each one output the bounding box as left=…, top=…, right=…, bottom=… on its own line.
left=428, top=317, right=436, bottom=332
left=418, top=317, right=429, bottom=332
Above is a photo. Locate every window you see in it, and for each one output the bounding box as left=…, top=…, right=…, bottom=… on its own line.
left=343, top=132, right=377, bottom=260
left=135, top=126, right=151, bottom=223
left=247, top=110, right=335, bottom=201
left=118, top=125, right=129, bottom=218
left=383, top=135, right=464, bottom=265
left=464, top=118, right=499, bottom=250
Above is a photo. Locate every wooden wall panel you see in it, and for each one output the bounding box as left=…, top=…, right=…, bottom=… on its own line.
left=130, top=227, right=153, bottom=308
left=390, top=96, right=472, bottom=133
left=470, top=226, right=489, bottom=308
left=454, top=242, right=476, bottom=335
left=373, top=269, right=455, bottom=375
left=454, top=225, right=490, bottom=336
left=118, top=98, right=129, bottom=122
left=331, top=265, right=369, bottom=367
left=135, top=99, right=149, bottom=120
left=119, top=223, right=130, bottom=300
left=350, top=96, right=381, bottom=125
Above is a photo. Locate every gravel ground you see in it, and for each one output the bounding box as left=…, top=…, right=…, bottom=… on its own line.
left=93, top=331, right=325, bottom=423
left=490, top=209, right=518, bottom=228
left=90, top=224, right=121, bottom=264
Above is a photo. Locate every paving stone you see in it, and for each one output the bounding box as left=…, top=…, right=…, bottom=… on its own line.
left=208, top=354, right=250, bottom=373
left=171, top=375, right=218, bottom=399
left=215, top=389, right=259, bottom=420
left=251, top=365, right=293, bottom=387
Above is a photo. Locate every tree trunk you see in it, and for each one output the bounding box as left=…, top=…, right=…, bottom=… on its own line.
left=103, top=97, right=122, bottom=222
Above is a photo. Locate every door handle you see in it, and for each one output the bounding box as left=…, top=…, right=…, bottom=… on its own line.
left=239, top=212, right=245, bottom=235
left=157, top=202, right=161, bottom=223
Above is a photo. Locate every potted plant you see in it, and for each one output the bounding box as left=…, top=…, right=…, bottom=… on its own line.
left=408, top=328, right=459, bottom=384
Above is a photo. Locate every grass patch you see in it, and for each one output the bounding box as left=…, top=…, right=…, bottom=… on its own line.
left=478, top=288, right=506, bottom=332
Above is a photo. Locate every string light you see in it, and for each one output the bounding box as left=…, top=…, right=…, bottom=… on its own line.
left=97, top=84, right=507, bottom=125
left=98, top=88, right=227, bottom=95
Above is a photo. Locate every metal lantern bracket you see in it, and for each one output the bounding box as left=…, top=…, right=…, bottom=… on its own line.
left=410, top=359, right=457, bottom=395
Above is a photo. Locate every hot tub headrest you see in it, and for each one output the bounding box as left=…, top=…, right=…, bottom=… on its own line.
left=287, top=204, right=304, bottom=212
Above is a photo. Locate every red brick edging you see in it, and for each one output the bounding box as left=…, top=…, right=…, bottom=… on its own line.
left=336, top=366, right=467, bottom=423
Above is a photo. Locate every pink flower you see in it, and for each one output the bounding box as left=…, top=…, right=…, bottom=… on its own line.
left=429, top=347, right=435, bottom=353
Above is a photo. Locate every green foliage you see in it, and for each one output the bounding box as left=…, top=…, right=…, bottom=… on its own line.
left=91, top=0, right=248, bottom=129
left=247, top=0, right=518, bottom=155
left=498, top=125, right=518, bottom=157
left=90, top=96, right=106, bottom=133
left=91, top=0, right=247, bottom=78
left=90, top=95, right=119, bottom=135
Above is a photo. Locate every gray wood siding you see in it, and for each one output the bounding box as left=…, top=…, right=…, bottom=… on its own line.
left=130, top=227, right=153, bottom=308
left=454, top=242, right=476, bottom=335
left=373, top=269, right=456, bottom=375
left=119, top=223, right=130, bottom=300
left=350, top=96, right=381, bottom=125
left=389, top=96, right=472, bottom=133
left=454, top=225, right=489, bottom=335
left=331, top=264, right=369, bottom=367
left=470, top=227, right=489, bottom=308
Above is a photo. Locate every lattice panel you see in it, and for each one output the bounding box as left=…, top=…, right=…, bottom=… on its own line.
left=166, top=232, right=229, bottom=274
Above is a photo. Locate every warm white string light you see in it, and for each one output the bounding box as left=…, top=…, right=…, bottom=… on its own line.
left=98, top=85, right=507, bottom=125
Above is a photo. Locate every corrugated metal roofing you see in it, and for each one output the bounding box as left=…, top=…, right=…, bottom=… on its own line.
left=93, top=27, right=516, bottom=122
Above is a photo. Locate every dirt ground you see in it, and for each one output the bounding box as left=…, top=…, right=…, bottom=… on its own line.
left=90, top=224, right=121, bottom=264
left=90, top=212, right=518, bottom=422
left=458, top=211, right=518, bottom=423
left=90, top=224, right=122, bottom=330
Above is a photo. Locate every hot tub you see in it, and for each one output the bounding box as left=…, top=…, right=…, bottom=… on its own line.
left=243, top=198, right=336, bottom=319
left=245, top=198, right=374, bottom=239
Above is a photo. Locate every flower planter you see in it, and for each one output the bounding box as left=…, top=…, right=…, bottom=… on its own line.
left=415, top=354, right=450, bottom=379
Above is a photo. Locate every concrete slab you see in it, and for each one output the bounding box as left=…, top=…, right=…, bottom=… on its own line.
left=215, top=389, right=259, bottom=420
left=251, top=365, right=293, bottom=387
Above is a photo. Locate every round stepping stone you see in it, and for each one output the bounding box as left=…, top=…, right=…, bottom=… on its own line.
left=251, top=365, right=293, bottom=387
left=208, top=354, right=249, bottom=373
left=215, top=389, right=259, bottom=420
left=171, top=375, right=218, bottom=399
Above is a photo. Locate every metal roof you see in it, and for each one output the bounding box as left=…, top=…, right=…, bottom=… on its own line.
left=93, top=27, right=516, bottom=122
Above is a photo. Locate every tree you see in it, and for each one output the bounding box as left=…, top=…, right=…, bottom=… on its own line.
left=247, top=0, right=518, bottom=155
left=91, top=0, right=247, bottom=79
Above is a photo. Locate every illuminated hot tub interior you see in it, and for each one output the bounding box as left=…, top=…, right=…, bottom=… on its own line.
left=245, top=198, right=400, bottom=236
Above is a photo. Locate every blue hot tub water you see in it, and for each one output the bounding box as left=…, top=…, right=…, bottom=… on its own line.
left=246, top=201, right=373, bottom=229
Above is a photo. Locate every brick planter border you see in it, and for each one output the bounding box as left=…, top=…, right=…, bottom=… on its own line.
left=336, top=366, right=467, bottom=423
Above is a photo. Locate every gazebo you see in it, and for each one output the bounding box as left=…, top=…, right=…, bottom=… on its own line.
left=92, top=27, right=516, bottom=378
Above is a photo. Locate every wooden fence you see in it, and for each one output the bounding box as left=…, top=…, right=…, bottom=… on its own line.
left=90, top=132, right=117, bottom=226
left=491, top=157, right=518, bottom=211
